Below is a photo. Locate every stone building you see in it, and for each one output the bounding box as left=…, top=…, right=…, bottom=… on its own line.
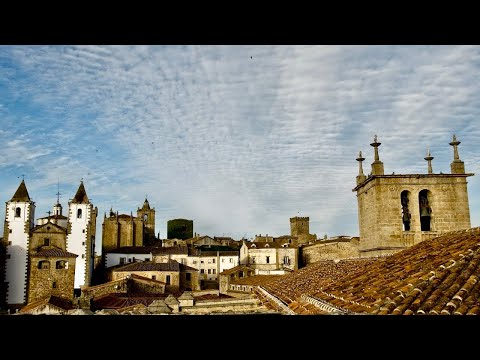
left=1, top=180, right=96, bottom=310
left=353, top=135, right=473, bottom=257
left=27, top=221, right=77, bottom=303
left=101, top=198, right=155, bottom=268
left=240, top=239, right=298, bottom=273
left=290, top=216, right=317, bottom=245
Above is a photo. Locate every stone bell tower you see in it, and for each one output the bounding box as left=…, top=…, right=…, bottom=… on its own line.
left=353, top=134, right=473, bottom=257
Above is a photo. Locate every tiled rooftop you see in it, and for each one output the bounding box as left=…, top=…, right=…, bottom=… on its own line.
left=263, top=227, right=480, bottom=315
left=114, top=261, right=180, bottom=272
left=31, top=248, right=78, bottom=258
left=107, top=246, right=157, bottom=254
left=151, top=246, right=188, bottom=255
left=20, top=295, right=74, bottom=313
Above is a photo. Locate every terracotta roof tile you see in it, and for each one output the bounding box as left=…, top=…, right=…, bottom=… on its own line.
left=114, top=261, right=180, bottom=272
left=31, top=248, right=78, bottom=257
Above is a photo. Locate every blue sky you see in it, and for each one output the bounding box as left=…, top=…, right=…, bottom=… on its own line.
left=1, top=45, right=479, bottom=253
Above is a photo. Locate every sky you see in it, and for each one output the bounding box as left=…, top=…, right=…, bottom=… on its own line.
left=1, top=45, right=479, bottom=254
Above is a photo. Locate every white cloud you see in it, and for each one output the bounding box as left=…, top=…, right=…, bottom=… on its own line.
left=0, top=45, right=479, bottom=250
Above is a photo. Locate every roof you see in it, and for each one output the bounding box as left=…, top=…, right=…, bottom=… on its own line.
left=107, top=246, right=156, bottom=254
left=31, top=248, right=78, bottom=258
left=70, top=181, right=89, bottom=204
left=180, top=264, right=197, bottom=271
left=220, top=264, right=254, bottom=275
left=11, top=180, right=31, bottom=202
left=31, top=221, right=67, bottom=233
left=244, top=242, right=283, bottom=249
left=20, top=295, right=74, bottom=313
left=37, top=214, right=68, bottom=220
left=151, top=246, right=188, bottom=255
left=114, top=261, right=180, bottom=272
left=265, top=227, right=480, bottom=315
left=93, top=294, right=163, bottom=309
left=164, top=294, right=180, bottom=305
left=231, top=275, right=280, bottom=286
left=178, top=291, right=194, bottom=300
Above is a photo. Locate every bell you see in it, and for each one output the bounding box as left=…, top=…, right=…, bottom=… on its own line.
left=420, top=206, right=431, bottom=217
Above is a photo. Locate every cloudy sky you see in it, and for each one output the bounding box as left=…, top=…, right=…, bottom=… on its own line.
left=1, top=45, right=479, bottom=252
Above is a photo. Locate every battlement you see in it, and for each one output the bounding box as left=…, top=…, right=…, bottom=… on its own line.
left=290, top=216, right=309, bottom=223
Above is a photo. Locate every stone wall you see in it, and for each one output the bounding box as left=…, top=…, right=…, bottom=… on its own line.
left=27, top=256, right=76, bottom=303
left=302, top=240, right=360, bottom=264
left=355, top=174, right=472, bottom=255
left=112, top=270, right=180, bottom=292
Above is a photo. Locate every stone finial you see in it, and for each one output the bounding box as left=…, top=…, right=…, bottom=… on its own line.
left=356, top=151, right=367, bottom=185
left=449, top=134, right=461, bottom=161
left=369, top=135, right=384, bottom=175
left=424, top=148, right=434, bottom=174
left=449, top=134, right=465, bottom=174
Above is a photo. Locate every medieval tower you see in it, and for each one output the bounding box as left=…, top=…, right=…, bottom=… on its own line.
left=2, top=180, right=36, bottom=308
left=290, top=216, right=316, bottom=245
left=353, top=135, right=473, bottom=257
left=137, top=198, right=156, bottom=246
left=66, top=181, right=97, bottom=291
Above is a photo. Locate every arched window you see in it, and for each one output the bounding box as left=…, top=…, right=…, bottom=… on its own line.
left=143, top=214, right=148, bottom=222
left=56, top=260, right=66, bottom=269
left=77, top=209, right=82, bottom=219
left=401, top=190, right=412, bottom=231
left=419, top=189, right=433, bottom=231
left=38, top=260, right=50, bottom=269
left=15, top=207, right=21, bottom=217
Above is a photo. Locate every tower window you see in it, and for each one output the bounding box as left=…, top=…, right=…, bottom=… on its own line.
left=266, top=256, right=270, bottom=264
left=52, top=282, right=57, bottom=289
left=44, top=238, right=50, bottom=246
left=38, top=260, right=50, bottom=269
left=166, top=275, right=171, bottom=285
left=77, top=209, right=82, bottom=218
left=15, top=207, right=21, bottom=217
left=56, top=260, right=66, bottom=269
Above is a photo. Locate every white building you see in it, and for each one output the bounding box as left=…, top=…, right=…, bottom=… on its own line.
left=3, top=180, right=36, bottom=307
left=65, top=181, right=97, bottom=291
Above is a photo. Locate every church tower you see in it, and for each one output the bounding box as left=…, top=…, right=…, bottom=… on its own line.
left=2, top=180, right=36, bottom=308
left=353, top=135, right=473, bottom=257
left=66, top=181, right=97, bottom=291
left=137, top=198, right=156, bottom=246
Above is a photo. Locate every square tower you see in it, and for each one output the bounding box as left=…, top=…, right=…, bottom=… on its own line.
left=353, top=135, right=473, bottom=257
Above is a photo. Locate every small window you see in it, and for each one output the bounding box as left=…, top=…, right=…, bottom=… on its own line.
left=239, top=271, right=244, bottom=278
left=56, top=260, right=66, bottom=269
left=52, top=282, right=57, bottom=289
left=212, top=269, right=216, bottom=274
left=77, top=209, right=82, bottom=219
left=82, top=242, right=85, bottom=246
left=81, top=254, right=85, bottom=259
left=229, top=258, right=233, bottom=263
left=132, top=257, right=136, bottom=262
left=82, top=229, right=85, bottom=233
left=212, top=258, right=216, bottom=264
left=200, top=269, right=205, bottom=274
left=201, top=260, right=204, bottom=264
left=251, top=256, right=256, bottom=264
left=120, top=257, right=126, bottom=265
left=152, top=275, right=156, bottom=280
left=44, top=238, right=50, bottom=246
left=38, top=260, right=50, bottom=269
left=186, top=273, right=191, bottom=281
left=166, top=275, right=171, bottom=285
left=15, top=207, right=21, bottom=217
left=222, top=258, right=225, bottom=263
left=193, top=260, right=197, bottom=264
left=266, top=256, right=270, bottom=264
left=9, top=229, right=12, bottom=234
left=143, top=214, right=148, bottom=222
left=145, top=258, right=150, bottom=262
left=208, top=269, right=211, bottom=274
left=128, top=258, right=132, bottom=263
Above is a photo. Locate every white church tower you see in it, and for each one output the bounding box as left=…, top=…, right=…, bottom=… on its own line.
left=66, top=181, right=97, bottom=292
left=3, top=180, right=35, bottom=308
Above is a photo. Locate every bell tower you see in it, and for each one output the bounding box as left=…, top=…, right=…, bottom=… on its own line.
left=137, top=197, right=156, bottom=245
left=2, top=179, right=36, bottom=308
